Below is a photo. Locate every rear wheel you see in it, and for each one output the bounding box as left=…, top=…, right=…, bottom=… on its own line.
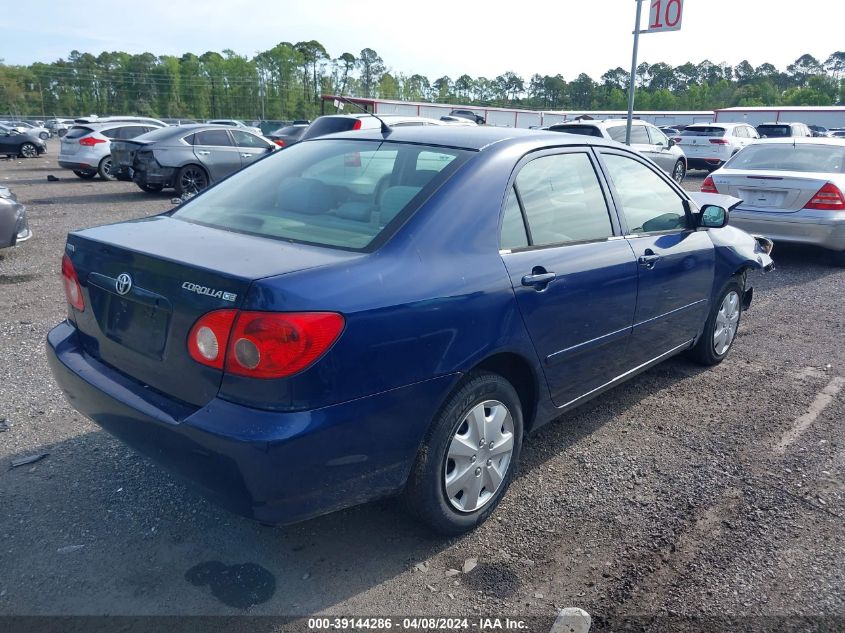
left=688, top=278, right=743, bottom=366
left=19, top=143, right=37, bottom=158
left=174, top=164, right=209, bottom=196
left=136, top=182, right=164, bottom=193
left=98, top=155, right=116, bottom=180
left=73, top=170, right=96, bottom=179
left=671, top=159, right=686, bottom=184
left=402, top=372, right=523, bottom=535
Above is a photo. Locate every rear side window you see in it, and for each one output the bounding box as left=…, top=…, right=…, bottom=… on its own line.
left=681, top=126, right=726, bottom=137
left=65, top=126, right=93, bottom=140
left=500, top=187, right=529, bottom=250
left=514, top=152, right=612, bottom=246
left=173, top=140, right=468, bottom=251
left=194, top=130, right=232, bottom=146
left=602, top=153, right=688, bottom=233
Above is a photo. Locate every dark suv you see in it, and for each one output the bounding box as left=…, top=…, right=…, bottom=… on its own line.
left=449, top=109, right=485, bottom=124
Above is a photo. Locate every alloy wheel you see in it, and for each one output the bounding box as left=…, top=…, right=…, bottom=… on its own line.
left=180, top=167, right=208, bottom=194
left=20, top=144, right=37, bottom=158
left=713, top=290, right=740, bottom=355
left=444, top=400, right=515, bottom=513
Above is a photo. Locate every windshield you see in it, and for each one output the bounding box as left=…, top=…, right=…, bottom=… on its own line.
left=173, top=139, right=469, bottom=250
left=725, top=143, right=845, bottom=173
left=549, top=125, right=602, bottom=138
left=680, top=126, right=726, bottom=137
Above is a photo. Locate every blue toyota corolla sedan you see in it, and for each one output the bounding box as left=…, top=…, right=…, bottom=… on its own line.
left=48, top=125, right=773, bottom=534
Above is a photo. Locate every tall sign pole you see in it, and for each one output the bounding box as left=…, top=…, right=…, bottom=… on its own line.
left=625, top=0, right=644, bottom=146
left=625, top=0, right=684, bottom=144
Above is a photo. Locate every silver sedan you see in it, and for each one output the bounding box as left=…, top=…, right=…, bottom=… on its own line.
left=704, top=138, right=845, bottom=264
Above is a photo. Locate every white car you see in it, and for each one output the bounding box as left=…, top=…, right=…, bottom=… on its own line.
left=58, top=121, right=165, bottom=180
left=207, top=119, right=263, bottom=136
left=703, top=138, right=845, bottom=264
left=673, top=123, right=759, bottom=172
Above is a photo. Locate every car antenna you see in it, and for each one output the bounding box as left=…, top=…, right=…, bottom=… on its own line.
left=336, top=95, right=391, bottom=135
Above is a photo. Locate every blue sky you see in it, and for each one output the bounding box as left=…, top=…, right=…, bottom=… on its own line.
left=5, top=0, right=844, bottom=79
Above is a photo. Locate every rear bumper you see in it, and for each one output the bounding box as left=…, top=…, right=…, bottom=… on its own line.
left=58, top=160, right=95, bottom=171
left=686, top=157, right=726, bottom=170
left=47, top=321, right=455, bottom=525
left=132, top=165, right=176, bottom=187
left=730, top=209, right=845, bottom=251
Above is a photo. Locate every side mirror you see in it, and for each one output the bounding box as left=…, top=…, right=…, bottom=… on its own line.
left=667, top=138, right=676, bottom=148
left=700, top=204, right=729, bottom=229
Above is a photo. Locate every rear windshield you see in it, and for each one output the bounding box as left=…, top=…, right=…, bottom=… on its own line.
left=757, top=125, right=791, bottom=138
left=172, top=139, right=470, bottom=251
left=548, top=125, right=602, bottom=138
left=680, top=126, right=726, bottom=137
left=300, top=118, right=360, bottom=140
left=725, top=143, right=845, bottom=173
left=64, top=126, right=94, bottom=139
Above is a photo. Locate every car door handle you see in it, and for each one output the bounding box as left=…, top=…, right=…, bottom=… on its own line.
left=196, top=150, right=211, bottom=156
left=638, top=251, right=661, bottom=269
left=241, top=153, right=253, bottom=158
left=521, top=270, right=556, bottom=289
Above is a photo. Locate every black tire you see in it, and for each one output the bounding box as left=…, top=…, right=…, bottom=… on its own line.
left=19, top=143, right=37, bottom=159
left=136, top=182, right=164, bottom=193
left=73, top=170, right=96, bottom=179
left=98, top=155, right=116, bottom=180
left=402, top=371, right=524, bottom=535
left=671, top=159, right=686, bottom=184
left=688, top=277, right=744, bottom=366
left=58, top=129, right=67, bottom=137
left=174, top=164, right=209, bottom=196
left=39, top=131, right=49, bottom=140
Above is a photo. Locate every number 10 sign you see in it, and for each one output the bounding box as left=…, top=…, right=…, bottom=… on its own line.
left=644, top=0, right=683, bottom=33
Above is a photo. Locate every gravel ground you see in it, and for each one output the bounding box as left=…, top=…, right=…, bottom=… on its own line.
left=1, top=144, right=843, bottom=631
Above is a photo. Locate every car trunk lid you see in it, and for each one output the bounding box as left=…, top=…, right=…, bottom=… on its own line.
left=111, top=138, right=152, bottom=169
left=711, top=170, right=833, bottom=213
left=66, top=215, right=360, bottom=407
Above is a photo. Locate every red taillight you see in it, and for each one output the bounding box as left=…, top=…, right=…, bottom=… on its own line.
left=351, top=119, right=362, bottom=130
left=187, top=309, right=238, bottom=370
left=274, top=139, right=285, bottom=147
left=701, top=176, right=719, bottom=193
left=61, top=254, right=85, bottom=311
left=709, top=138, right=729, bottom=145
left=805, top=182, right=845, bottom=210
left=187, top=310, right=345, bottom=378
left=79, top=136, right=107, bottom=146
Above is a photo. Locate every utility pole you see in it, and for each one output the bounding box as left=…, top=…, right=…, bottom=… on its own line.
left=625, top=0, right=644, bottom=145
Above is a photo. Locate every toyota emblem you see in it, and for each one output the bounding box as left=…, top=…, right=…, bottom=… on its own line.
left=115, top=273, right=133, bottom=296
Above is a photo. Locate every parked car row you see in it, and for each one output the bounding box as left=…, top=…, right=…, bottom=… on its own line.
left=0, top=123, right=48, bottom=158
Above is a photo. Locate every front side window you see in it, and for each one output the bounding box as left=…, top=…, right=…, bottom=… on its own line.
left=173, top=140, right=468, bottom=250
left=514, top=152, right=613, bottom=247
left=602, top=153, right=688, bottom=233
left=647, top=125, right=669, bottom=146
left=231, top=130, right=270, bottom=149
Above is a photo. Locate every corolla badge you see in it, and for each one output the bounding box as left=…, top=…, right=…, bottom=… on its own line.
left=115, top=273, right=133, bottom=295
left=182, top=281, right=237, bottom=302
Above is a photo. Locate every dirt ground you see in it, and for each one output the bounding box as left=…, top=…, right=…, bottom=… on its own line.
left=1, top=141, right=843, bottom=632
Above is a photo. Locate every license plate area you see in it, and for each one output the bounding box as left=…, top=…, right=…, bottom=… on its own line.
left=87, top=273, right=172, bottom=359
left=738, top=188, right=786, bottom=208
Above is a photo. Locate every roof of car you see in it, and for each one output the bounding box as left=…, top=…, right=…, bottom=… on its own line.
left=303, top=124, right=618, bottom=152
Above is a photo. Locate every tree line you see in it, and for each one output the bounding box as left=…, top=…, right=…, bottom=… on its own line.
left=0, top=44, right=843, bottom=120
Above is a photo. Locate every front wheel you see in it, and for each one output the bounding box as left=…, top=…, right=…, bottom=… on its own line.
left=671, top=159, right=686, bottom=184
left=688, top=278, right=743, bottom=366
left=39, top=131, right=49, bottom=140
left=402, top=372, right=523, bottom=535
left=19, top=143, right=37, bottom=158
